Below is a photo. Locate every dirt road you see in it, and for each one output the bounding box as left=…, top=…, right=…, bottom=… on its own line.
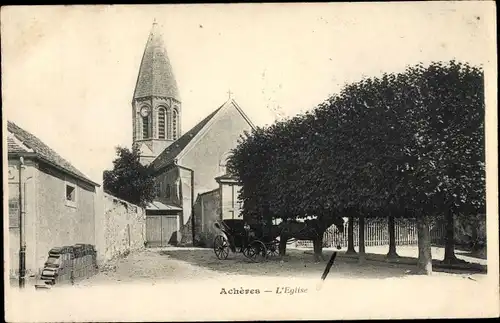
left=73, top=245, right=487, bottom=286
left=75, top=247, right=230, bottom=286
left=6, top=247, right=497, bottom=322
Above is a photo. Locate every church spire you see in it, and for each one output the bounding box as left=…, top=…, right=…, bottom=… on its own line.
left=133, top=21, right=180, bottom=102
left=132, top=21, right=183, bottom=165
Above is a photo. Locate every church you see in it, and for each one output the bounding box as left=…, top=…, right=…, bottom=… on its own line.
left=131, top=22, right=255, bottom=247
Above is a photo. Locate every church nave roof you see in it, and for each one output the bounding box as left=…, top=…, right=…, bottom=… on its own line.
left=149, top=104, right=223, bottom=172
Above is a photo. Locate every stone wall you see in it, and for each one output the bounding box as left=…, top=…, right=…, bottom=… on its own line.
left=95, top=193, right=146, bottom=264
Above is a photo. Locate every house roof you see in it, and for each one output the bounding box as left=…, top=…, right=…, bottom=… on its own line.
left=146, top=200, right=182, bottom=211
left=149, top=98, right=255, bottom=173
left=7, top=121, right=99, bottom=187
left=133, top=22, right=180, bottom=101
left=8, top=136, right=29, bottom=153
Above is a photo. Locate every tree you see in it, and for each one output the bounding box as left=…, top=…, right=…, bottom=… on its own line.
left=348, top=61, right=485, bottom=273
left=103, top=146, right=157, bottom=208
left=228, top=112, right=348, bottom=260
left=332, top=61, right=484, bottom=272
left=393, top=61, right=485, bottom=269
left=228, top=60, right=485, bottom=272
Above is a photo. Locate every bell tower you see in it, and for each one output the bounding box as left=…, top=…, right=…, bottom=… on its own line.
left=132, top=21, right=182, bottom=165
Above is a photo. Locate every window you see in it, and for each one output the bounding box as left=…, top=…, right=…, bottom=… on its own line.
left=66, top=185, right=75, bottom=201
left=172, top=109, right=178, bottom=140
left=158, top=107, right=166, bottom=139
left=167, top=108, right=172, bottom=139
left=65, top=182, right=77, bottom=207
left=142, top=116, right=150, bottom=139
left=219, top=151, right=231, bottom=175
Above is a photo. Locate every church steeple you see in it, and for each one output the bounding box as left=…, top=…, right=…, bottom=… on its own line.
left=132, top=21, right=182, bottom=165
left=133, top=21, right=180, bottom=101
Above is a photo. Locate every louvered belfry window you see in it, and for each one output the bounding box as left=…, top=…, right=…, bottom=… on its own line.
left=173, top=109, right=178, bottom=140
left=142, top=116, right=150, bottom=139
left=158, top=107, right=166, bottom=139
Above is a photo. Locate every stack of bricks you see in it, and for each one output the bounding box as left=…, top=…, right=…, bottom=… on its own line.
left=36, top=244, right=98, bottom=289
left=72, top=244, right=98, bottom=281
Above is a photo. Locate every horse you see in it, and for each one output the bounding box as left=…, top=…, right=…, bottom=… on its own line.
left=277, top=215, right=345, bottom=262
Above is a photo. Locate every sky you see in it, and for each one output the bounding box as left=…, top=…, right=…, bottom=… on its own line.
left=2, top=2, right=495, bottom=183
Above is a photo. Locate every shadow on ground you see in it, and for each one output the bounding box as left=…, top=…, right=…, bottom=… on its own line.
left=431, top=243, right=487, bottom=261
left=339, top=251, right=487, bottom=275
left=455, top=249, right=487, bottom=260
left=158, top=248, right=484, bottom=279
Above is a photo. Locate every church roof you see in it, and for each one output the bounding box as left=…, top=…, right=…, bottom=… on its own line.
left=150, top=104, right=223, bottom=172
left=133, top=22, right=180, bottom=101
left=150, top=98, right=256, bottom=173
left=7, top=121, right=99, bottom=187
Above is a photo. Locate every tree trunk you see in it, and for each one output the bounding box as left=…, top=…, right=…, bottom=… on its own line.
left=279, top=236, right=287, bottom=257
left=471, top=221, right=479, bottom=251
left=358, top=216, right=366, bottom=263
left=443, top=209, right=459, bottom=264
left=417, top=215, right=433, bottom=275
left=313, top=236, right=325, bottom=262
left=346, top=216, right=357, bottom=254
left=387, top=214, right=399, bottom=259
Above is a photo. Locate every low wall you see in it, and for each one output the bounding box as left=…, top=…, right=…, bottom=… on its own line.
left=95, top=193, right=146, bottom=264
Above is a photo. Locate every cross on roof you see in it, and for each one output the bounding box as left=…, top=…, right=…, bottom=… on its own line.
left=227, top=89, right=233, bottom=99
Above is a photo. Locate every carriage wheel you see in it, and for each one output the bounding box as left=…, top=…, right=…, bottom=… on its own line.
left=267, top=240, right=280, bottom=257
left=214, top=235, right=230, bottom=260
left=244, top=240, right=267, bottom=262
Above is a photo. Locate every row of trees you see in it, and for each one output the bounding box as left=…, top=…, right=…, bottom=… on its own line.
left=227, top=61, right=485, bottom=274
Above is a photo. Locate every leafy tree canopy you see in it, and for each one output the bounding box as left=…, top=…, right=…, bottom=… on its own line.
left=228, top=60, right=485, bottom=225
left=103, top=146, right=157, bottom=208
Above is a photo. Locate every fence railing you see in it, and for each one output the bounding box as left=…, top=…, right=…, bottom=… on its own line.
left=295, top=218, right=446, bottom=248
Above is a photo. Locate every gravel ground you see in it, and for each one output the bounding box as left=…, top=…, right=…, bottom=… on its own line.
left=52, top=245, right=489, bottom=286
left=74, top=248, right=231, bottom=286
left=6, top=246, right=497, bottom=322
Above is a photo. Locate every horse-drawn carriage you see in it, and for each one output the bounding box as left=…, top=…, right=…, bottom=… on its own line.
left=212, top=219, right=280, bottom=261
left=212, top=216, right=345, bottom=262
